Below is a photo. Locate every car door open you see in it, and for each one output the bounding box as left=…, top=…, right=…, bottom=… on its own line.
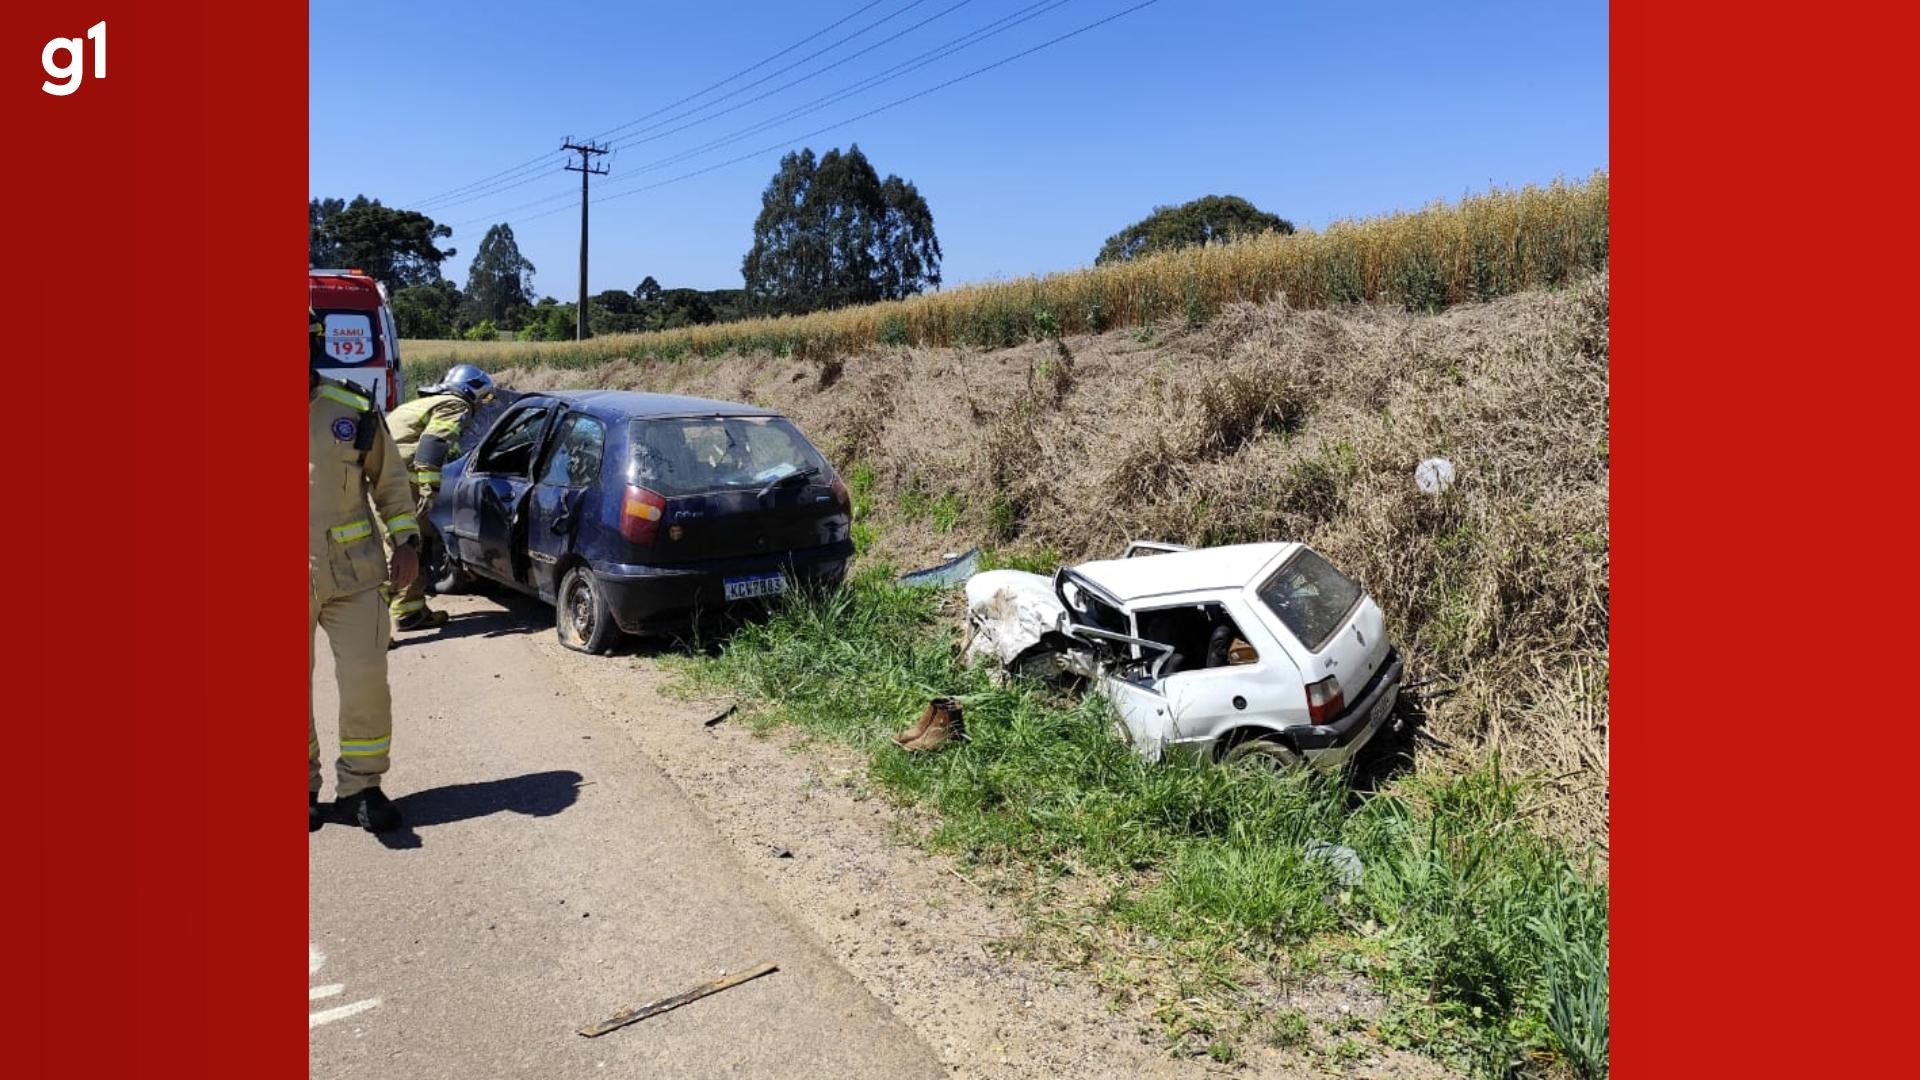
left=460, top=401, right=555, bottom=585
left=525, top=411, right=607, bottom=601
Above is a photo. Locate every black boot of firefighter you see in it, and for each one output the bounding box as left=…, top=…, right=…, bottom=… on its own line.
left=338, top=787, right=402, bottom=833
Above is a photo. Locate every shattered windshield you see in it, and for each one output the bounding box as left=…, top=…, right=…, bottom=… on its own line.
left=1257, top=547, right=1363, bottom=652
left=630, top=416, right=827, bottom=497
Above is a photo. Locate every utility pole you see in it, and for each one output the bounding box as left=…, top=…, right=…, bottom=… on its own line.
left=562, top=138, right=610, bottom=341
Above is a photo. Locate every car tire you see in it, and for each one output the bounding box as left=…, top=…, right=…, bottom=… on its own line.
left=557, top=565, right=621, bottom=655
left=1222, top=736, right=1304, bottom=772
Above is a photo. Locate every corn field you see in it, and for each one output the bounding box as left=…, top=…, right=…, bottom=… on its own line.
left=404, top=172, right=1607, bottom=375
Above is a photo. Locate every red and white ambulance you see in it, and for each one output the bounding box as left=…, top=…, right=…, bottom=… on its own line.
left=309, top=269, right=404, bottom=411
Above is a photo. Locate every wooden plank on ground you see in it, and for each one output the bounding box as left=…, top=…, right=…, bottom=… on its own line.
left=576, top=962, right=779, bottom=1038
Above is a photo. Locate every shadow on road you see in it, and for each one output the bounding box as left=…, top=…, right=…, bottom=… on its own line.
left=353, top=769, right=586, bottom=850
left=390, top=596, right=549, bottom=648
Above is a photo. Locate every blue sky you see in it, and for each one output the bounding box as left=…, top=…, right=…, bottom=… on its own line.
left=309, top=1, right=1607, bottom=296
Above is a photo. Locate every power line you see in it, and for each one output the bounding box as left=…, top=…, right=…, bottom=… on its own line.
left=415, top=153, right=577, bottom=215
left=450, top=186, right=589, bottom=231
left=422, top=0, right=984, bottom=217
left=409, top=151, right=569, bottom=213
left=596, top=0, right=977, bottom=152
left=447, top=0, right=1075, bottom=229
left=407, top=0, right=893, bottom=209
left=514, top=0, right=1165, bottom=229
left=611, top=0, right=1073, bottom=170
left=592, top=0, right=938, bottom=144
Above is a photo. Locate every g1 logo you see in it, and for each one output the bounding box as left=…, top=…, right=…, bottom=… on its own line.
left=43, top=21, right=106, bottom=97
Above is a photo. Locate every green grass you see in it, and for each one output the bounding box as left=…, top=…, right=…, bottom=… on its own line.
left=1266, top=1008, right=1312, bottom=1048
left=678, top=571, right=1608, bottom=1077
left=895, top=479, right=965, bottom=534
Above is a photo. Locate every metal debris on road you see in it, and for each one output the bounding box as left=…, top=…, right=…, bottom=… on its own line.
left=704, top=705, right=737, bottom=728
left=577, top=963, right=779, bottom=1038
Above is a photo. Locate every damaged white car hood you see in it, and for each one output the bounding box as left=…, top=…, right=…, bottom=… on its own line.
left=962, top=570, right=1068, bottom=674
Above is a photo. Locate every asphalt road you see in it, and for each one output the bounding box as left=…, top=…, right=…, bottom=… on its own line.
left=308, top=594, right=944, bottom=1079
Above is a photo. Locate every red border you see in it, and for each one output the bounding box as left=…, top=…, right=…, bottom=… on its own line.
left=1615, top=2, right=1916, bottom=1076
left=17, top=2, right=303, bottom=1074
left=11, top=0, right=1913, bottom=1074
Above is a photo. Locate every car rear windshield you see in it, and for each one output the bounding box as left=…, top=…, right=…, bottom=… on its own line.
left=1257, top=547, right=1364, bottom=652
left=629, top=416, right=828, bottom=497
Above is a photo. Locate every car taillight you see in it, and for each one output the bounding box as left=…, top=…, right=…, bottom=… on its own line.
left=621, top=485, right=667, bottom=544
left=830, top=472, right=851, bottom=513
left=1305, top=675, right=1346, bottom=726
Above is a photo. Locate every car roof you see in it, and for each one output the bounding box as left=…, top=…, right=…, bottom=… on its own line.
left=524, top=390, right=783, bottom=419
left=1072, top=542, right=1298, bottom=603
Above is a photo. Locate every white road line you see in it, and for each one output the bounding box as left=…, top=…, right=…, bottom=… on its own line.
left=309, top=998, right=382, bottom=1029
left=308, top=944, right=381, bottom=1028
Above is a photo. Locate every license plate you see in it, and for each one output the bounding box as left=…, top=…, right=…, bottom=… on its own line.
left=724, top=573, right=788, bottom=601
left=1369, top=691, right=1396, bottom=727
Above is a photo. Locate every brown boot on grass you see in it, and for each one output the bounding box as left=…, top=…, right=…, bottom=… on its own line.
left=903, top=698, right=963, bottom=753
left=893, top=701, right=939, bottom=746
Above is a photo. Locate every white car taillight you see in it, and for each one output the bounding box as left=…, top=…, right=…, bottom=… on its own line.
left=1306, top=675, right=1346, bottom=726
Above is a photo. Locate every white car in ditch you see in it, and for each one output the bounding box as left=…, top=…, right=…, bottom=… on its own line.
left=963, top=541, right=1402, bottom=770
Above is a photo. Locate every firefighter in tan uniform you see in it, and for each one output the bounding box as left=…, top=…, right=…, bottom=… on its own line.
left=382, top=364, right=494, bottom=632
left=310, top=312, right=420, bottom=833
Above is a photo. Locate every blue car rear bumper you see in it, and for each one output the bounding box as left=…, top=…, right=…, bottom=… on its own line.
left=593, top=541, right=854, bottom=635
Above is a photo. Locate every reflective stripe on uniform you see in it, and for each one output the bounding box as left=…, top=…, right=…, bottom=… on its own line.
left=329, top=520, right=374, bottom=544
left=411, top=469, right=442, bottom=485
left=318, top=385, right=370, bottom=411
left=424, top=418, right=463, bottom=438
left=340, top=736, right=391, bottom=758
left=391, top=597, right=426, bottom=615
left=385, top=512, right=420, bottom=535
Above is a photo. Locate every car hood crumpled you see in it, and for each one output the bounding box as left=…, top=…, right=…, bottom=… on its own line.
left=962, top=569, right=1068, bottom=673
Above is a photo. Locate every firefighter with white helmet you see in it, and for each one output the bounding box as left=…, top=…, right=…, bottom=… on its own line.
left=383, top=364, right=496, bottom=631
left=310, top=308, right=418, bottom=832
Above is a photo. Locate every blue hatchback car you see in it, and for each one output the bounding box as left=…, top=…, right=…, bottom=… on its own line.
left=428, top=390, right=854, bottom=652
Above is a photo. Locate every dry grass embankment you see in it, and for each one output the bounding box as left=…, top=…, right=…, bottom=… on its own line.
left=497, top=272, right=1611, bottom=851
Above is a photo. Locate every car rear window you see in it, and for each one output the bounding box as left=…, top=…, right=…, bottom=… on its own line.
left=630, top=416, right=827, bottom=497
left=1257, top=547, right=1363, bottom=652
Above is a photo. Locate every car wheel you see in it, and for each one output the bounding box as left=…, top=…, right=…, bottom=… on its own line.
left=557, top=565, right=621, bottom=655
left=1223, top=736, right=1304, bottom=772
